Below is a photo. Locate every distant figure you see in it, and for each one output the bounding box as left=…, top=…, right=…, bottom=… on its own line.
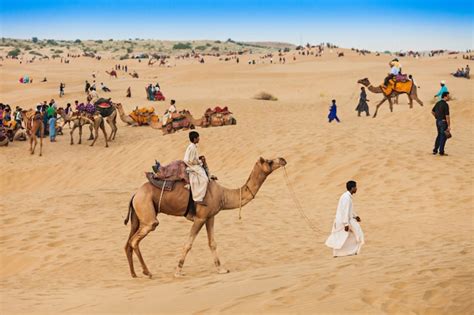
left=85, top=80, right=91, bottom=92
left=101, top=82, right=111, bottom=92
left=434, top=80, right=448, bottom=100
left=126, top=87, right=131, bottom=98
left=355, top=87, right=370, bottom=117
left=328, top=99, right=340, bottom=123
left=325, top=180, right=364, bottom=257
left=59, top=83, right=65, bottom=97
left=432, top=91, right=451, bottom=156
left=41, top=77, right=47, bottom=82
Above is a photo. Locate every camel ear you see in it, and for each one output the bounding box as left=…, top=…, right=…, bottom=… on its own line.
left=259, top=157, right=265, bottom=164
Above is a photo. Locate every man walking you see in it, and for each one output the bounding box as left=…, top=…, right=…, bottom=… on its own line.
left=328, top=99, right=340, bottom=123
left=355, top=87, right=370, bottom=116
left=325, top=181, right=364, bottom=257
left=432, top=92, right=451, bottom=156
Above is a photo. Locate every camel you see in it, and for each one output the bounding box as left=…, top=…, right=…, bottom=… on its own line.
left=357, top=78, right=423, bottom=118
left=115, top=103, right=138, bottom=126
left=97, top=102, right=118, bottom=141
left=180, top=110, right=236, bottom=128
left=57, top=107, right=73, bottom=128
left=106, top=70, right=117, bottom=78
left=124, top=157, right=287, bottom=278
left=22, top=110, right=44, bottom=156
left=69, top=114, right=109, bottom=148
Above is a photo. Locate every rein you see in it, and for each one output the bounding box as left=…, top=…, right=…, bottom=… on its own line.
left=283, top=166, right=322, bottom=235
left=239, top=184, right=256, bottom=220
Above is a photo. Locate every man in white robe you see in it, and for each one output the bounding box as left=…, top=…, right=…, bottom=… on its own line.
left=162, top=99, right=177, bottom=126
left=184, top=131, right=208, bottom=204
left=325, top=180, right=364, bottom=257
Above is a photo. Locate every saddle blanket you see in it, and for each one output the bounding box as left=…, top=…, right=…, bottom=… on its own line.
left=146, top=172, right=177, bottom=191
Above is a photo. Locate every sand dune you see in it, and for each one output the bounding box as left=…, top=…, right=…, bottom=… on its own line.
left=1, top=49, right=473, bottom=314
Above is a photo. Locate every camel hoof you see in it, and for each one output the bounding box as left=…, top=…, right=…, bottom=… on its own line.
left=131, top=273, right=137, bottom=278
left=90, top=144, right=94, bottom=147
left=174, top=270, right=185, bottom=278
left=143, top=271, right=153, bottom=279
left=217, top=269, right=230, bottom=274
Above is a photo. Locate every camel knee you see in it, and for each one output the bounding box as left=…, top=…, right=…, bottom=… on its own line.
left=151, top=220, right=159, bottom=231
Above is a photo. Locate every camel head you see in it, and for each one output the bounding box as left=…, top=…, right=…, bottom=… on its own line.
left=357, top=78, right=370, bottom=87
left=258, top=157, right=287, bottom=175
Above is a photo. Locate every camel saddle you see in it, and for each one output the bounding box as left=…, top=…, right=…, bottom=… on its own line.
left=146, top=172, right=177, bottom=191
left=94, top=98, right=114, bottom=117
left=381, top=79, right=413, bottom=96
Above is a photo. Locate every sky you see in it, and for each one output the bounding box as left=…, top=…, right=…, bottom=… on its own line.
left=0, top=0, right=473, bottom=51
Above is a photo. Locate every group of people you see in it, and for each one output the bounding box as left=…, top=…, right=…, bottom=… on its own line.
left=452, top=65, right=470, bottom=78
left=146, top=83, right=163, bottom=101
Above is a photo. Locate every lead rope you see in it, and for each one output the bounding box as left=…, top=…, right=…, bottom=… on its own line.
left=158, top=180, right=166, bottom=213
left=283, top=166, right=322, bottom=235
left=239, top=187, right=242, bottom=220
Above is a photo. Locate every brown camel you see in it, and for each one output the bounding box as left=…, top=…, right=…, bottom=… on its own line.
left=69, top=114, right=109, bottom=148
left=124, top=157, right=287, bottom=278
left=357, top=78, right=423, bottom=118
left=180, top=110, right=236, bottom=128
left=22, top=110, right=44, bottom=156
left=115, top=103, right=138, bottom=126
left=106, top=70, right=117, bottom=78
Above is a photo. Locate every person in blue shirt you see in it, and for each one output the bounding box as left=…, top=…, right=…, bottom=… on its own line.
left=434, top=80, right=448, bottom=100
left=328, top=99, right=340, bottom=123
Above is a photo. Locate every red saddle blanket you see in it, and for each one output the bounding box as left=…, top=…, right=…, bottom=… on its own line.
left=205, top=106, right=232, bottom=116
left=154, top=160, right=189, bottom=183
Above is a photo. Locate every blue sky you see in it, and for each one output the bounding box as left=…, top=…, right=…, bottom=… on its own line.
left=0, top=0, right=473, bottom=51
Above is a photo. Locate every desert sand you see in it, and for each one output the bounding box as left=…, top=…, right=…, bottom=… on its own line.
left=0, top=49, right=473, bottom=314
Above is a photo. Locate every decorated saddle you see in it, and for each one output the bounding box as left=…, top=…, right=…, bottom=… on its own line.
left=381, top=79, right=413, bottom=96
left=94, top=98, right=115, bottom=117
left=146, top=160, right=189, bottom=191
left=205, top=106, right=232, bottom=117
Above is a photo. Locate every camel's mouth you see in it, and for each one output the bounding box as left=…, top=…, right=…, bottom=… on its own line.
left=278, top=157, right=287, bottom=166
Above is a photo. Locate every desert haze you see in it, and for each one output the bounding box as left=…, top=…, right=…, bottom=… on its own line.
left=0, top=45, right=473, bottom=314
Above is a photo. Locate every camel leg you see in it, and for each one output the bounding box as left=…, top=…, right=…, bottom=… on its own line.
left=88, top=124, right=94, bottom=140
left=30, top=136, right=35, bottom=154
left=78, top=124, right=83, bottom=144
left=130, top=223, right=157, bottom=278
left=70, top=124, right=76, bottom=145
left=125, top=210, right=140, bottom=278
left=408, top=95, right=414, bottom=109
left=388, top=97, right=394, bottom=112
left=413, top=94, right=424, bottom=106
left=89, top=123, right=100, bottom=147
left=372, top=98, right=387, bottom=118
left=101, top=122, right=109, bottom=148
left=206, top=217, right=229, bottom=274
left=39, top=125, right=43, bottom=157
left=107, top=117, right=117, bottom=141
left=175, top=218, right=206, bottom=277
left=394, top=95, right=399, bottom=105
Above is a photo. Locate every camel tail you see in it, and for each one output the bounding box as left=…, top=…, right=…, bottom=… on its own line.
left=124, top=195, right=135, bottom=225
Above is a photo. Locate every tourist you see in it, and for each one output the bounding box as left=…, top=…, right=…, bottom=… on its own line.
left=355, top=87, right=370, bottom=117
left=432, top=91, right=451, bottom=156
left=14, top=106, right=22, bottom=128
left=126, top=87, right=131, bottom=98
left=325, top=180, right=364, bottom=257
left=184, top=131, right=209, bottom=206
left=434, top=80, right=448, bottom=100
left=328, top=99, right=340, bottom=123
left=48, top=111, right=57, bottom=142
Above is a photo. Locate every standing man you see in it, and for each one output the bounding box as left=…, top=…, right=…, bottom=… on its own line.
left=184, top=131, right=209, bottom=206
left=434, top=80, right=448, bottom=100
left=85, top=80, right=91, bottom=93
left=328, top=99, right=340, bottom=123
left=325, top=181, right=364, bottom=257
left=432, top=92, right=451, bottom=156
left=355, top=87, right=370, bottom=117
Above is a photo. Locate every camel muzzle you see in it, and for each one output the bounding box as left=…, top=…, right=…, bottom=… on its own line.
left=279, top=157, right=287, bottom=166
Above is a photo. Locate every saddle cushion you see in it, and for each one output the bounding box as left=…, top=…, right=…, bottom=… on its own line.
left=381, top=79, right=413, bottom=96
left=146, top=172, right=176, bottom=191
left=153, top=160, right=189, bottom=183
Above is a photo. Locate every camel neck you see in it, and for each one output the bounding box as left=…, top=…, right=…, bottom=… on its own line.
left=221, top=163, right=268, bottom=210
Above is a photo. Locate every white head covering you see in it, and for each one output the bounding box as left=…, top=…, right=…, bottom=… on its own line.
left=441, top=80, right=446, bottom=84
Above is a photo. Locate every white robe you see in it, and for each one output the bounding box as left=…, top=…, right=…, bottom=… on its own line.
left=183, top=143, right=208, bottom=202
left=325, top=191, right=364, bottom=257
